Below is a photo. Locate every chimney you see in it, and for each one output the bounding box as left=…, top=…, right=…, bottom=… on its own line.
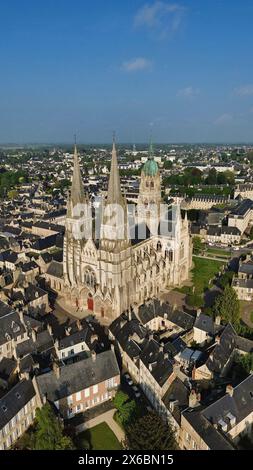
left=91, top=350, right=96, bottom=362
left=188, top=389, right=200, bottom=408
left=164, top=352, right=169, bottom=360
left=65, top=326, right=71, bottom=336
left=128, top=309, right=132, bottom=321
left=18, top=310, right=24, bottom=325
left=91, top=334, right=98, bottom=343
left=216, top=335, right=221, bottom=345
left=47, top=323, right=53, bottom=335
left=132, top=303, right=138, bottom=316
left=31, top=329, right=37, bottom=343
left=53, top=362, right=60, bottom=379
left=149, top=363, right=153, bottom=372
left=226, top=384, right=234, bottom=397
left=76, top=319, right=82, bottom=331
left=19, top=370, right=30, bottom=381
left=196, top=309, right=201, bottom=317
left=192, top=365, right=196, bottom=380
left=215, top=315, right=221, bottom=326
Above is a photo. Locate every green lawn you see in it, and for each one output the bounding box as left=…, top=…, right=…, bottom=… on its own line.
left=192, top=256, right=225, bottom=295
left=75, top=422, right=122, bottom=451
left=206, top=248, right=230, bottom=257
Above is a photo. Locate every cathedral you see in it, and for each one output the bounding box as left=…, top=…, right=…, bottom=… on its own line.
left=46, top=140, right=192, bottom=322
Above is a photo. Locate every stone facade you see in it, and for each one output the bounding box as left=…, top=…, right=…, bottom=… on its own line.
left=46, top=141, right=192, bottom=322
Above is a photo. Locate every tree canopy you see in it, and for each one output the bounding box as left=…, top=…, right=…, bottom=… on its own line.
left=124, top=411, right=177, bottom=450
left=213, top=285, right=240, bottom=324
left=32, top=404, right=74, bottom=450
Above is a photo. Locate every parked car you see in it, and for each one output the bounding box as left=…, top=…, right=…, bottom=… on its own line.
left=124, top=373, right=133, bottom=385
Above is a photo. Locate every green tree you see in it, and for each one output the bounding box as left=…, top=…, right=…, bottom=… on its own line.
left=163, top=160, right=173, bottom=169
left=219, top=271, right=234, bottom=289
left=249, top=227, right=253, bottom=240
left=32, top=404, right=74, bottom=450
left=124, top=412, right=177, bottom=450
left=234, top=352, right=253, bottom=380
left=7, top=189, right=18, bottom=199
left=213, top=285, right=240, bottom=324
left=193, top=236, right=203, bottom=254
left=113, top=390, right=141, bottom=428
left=118, top=400, right=139, bottom=428
left=113, top=390, right=129, bottom=410
left=205, top=167, right=217, bottom=185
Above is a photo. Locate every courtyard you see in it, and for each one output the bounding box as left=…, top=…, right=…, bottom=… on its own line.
left=75, top=422, right=122, bottom=451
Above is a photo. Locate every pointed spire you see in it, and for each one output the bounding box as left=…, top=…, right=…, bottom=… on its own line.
left=107, top=135, right=124, bottom=205
left=69, top=144, right=87, bottom=209
left=148, top=135, right=154, bottom=160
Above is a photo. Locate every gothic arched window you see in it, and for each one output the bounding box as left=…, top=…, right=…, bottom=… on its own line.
left=156, top=241, right=162, bottom=252
left=83, top=268, right=96, bottom=288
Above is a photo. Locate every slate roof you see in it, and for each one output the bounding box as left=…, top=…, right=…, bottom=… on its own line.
left=139, top=339, right=174, bottom=387
left=0, top=357, right=17, bottom=380
left=0, top=301, right=26, bottom=346
left=162, top=377, right=189, bottom=424
left=36, top=350, right=120, bottom=402
left=182, top=409, right=234, bottom=450
left=194, top=313, right=214, bottom=335
left=238, top=261, right=253, bottom=276
left=21, top=261, right=39, bottom=272
left=31, top=234, right=57, bottom=251
left=203, top=374, right=253, bottom=432
left=233, top=278, right=253, bottom=289
left=138, top=299, right=194, bottom=331
left=25, top=284, right=47, bottom=302
left=0, top=380, right=36, bottom=431
left=230, top=199, right=253, bottom=217
left=205, top=324, right=237, bottom=375
left=58, top=329, right=89, bottom=350
left=235, top=335, right=253, bottom=353
left=16, top=330, right=54, bottom=358
left=221, top=226, right=241, bottom=235
left=109, top=312, right=147, bottom=359
left=46, top=260, right=63, bottom=278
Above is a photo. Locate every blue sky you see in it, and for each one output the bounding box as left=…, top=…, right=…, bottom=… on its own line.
left=1, top=0, right=253, bottom=143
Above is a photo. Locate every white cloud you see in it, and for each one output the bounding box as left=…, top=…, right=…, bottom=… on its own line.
left=177, top=86, right=200, bottom=98
left=121, top=57, right=152, bottom=72
left=234, top=84, right=253, bottom=96
left=214, top=113, right=233, bottom=125
left=134, top=1, right=186, bottom=37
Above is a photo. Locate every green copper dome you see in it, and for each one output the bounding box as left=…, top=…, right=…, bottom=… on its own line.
left=143, top=157, right=159, bottom=177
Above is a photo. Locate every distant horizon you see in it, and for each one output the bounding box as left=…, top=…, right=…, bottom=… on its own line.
left=1, top=1, right=253, bottom=143
left=1, top=141, right=253, bottom=148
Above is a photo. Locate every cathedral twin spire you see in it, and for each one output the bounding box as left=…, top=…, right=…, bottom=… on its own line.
left=69, top=144, right=88, bottom=209
left=68, top=138, right=129, bottom=246
left=107, top=136, right=125, bottom=206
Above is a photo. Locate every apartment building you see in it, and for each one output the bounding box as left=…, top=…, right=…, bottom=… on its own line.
left=35, top=349, right=120, bottom=419
left=0, top=379, right=42, bottom=450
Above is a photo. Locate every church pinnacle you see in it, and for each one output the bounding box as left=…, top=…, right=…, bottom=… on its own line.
left=107, top=135, right=124, bottom=205
left=68, top=144, right=88, bottom=215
